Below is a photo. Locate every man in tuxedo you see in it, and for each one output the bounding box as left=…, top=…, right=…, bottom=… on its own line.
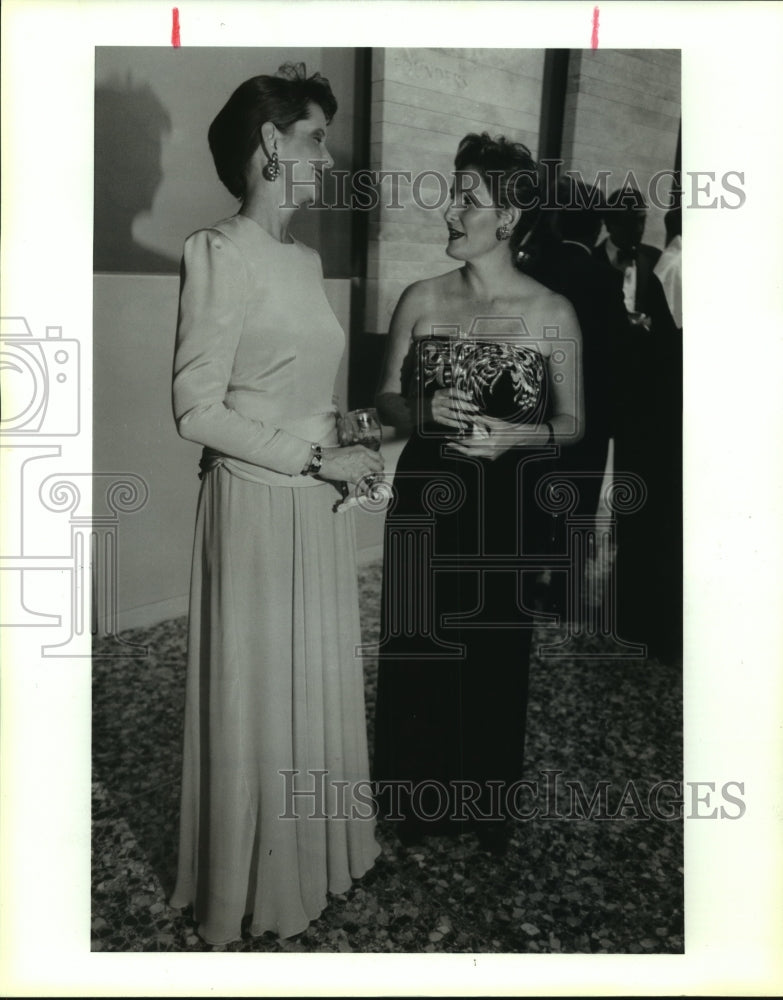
left=594, top=186, right=668, bottom=330
left=530, top=180, right=631, bottom=620
left=538, top=180, right=630, bottom=521
left=595, top=187, right=682, bottom=662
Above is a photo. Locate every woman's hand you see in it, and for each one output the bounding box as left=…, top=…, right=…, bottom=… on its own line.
left=428, top=388, right=480, bottom=430
left=319, top=444, right=384, bottom=486
left=446, top=416, right=530, bottom=461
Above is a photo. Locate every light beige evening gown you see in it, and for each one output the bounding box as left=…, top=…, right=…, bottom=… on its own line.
left=170, top=214, right=380, bottom=945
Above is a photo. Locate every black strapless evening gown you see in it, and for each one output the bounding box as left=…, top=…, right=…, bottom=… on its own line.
left=373, top=339, right=553, bottom=836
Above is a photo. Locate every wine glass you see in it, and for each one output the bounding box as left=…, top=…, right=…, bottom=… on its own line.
left=334, top=408, right=384, bottom=512
left=338, top=407, right=383, bottom=452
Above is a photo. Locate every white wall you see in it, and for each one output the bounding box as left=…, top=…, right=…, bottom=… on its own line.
left=94, top=46, right=361, bottom=277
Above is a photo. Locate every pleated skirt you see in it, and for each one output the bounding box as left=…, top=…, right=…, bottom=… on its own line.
left=170, top=464, right=380, bottom=944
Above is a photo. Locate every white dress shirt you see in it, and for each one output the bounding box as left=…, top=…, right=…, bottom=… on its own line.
left=654, top=235, right=682, bottom=328
left=604, top=236, right=637, bottom=314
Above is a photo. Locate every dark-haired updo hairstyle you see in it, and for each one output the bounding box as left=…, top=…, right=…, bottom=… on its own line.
left=454, top=132, right=542, bottom=269
left=207, top=62, right=337, bottom=200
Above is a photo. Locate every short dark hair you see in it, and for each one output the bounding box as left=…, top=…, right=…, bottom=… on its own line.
left=208, top=62, right=337, bottom=199
left=605, top=186, right=647, bottom=214
left=454, top=132, right=541, bottom=258
left=554, top=177, right=605, bottom=245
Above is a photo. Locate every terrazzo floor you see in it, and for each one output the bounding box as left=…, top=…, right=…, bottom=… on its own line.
left=92, top=560, right=683, bottom=954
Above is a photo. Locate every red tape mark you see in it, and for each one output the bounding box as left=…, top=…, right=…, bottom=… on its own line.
left=591, top=6, right=600, bottom=49
left=172, top=7, right=181, bottom=47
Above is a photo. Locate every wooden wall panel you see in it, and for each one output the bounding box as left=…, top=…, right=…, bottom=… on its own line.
left=365, top=48, right=546, bottom=333
left=561, top=49, right=681, bottom=250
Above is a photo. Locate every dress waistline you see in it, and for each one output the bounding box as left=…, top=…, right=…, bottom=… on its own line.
left=197, top=412, right=340, bottom=489
left=197, top=450, right=329, bottom=488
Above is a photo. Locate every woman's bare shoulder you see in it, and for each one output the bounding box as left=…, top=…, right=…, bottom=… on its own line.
left=400, top=268, right=462, bottom=308
left=545, top=289, right=581, bottom=334
left=517, top=277, right=580, bottom=327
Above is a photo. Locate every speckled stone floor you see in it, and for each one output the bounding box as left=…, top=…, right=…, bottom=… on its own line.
left=92, top=560, right=683, bottom=953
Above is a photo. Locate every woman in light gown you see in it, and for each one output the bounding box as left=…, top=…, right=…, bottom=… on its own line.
left=170, top=64, right=383, bottom=945
left=373, top=133, right=583, bottom=854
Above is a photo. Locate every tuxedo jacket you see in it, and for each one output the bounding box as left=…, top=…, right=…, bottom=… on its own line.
left=593, top=240, right=669, bottom=325
left=536, top=241, right=630, bottom=450
left=592, top=241, right=681, bottom=476
left=592, top=246, right=681, bottom=659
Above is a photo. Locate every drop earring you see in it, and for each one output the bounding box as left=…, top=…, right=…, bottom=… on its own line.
left=258, top=128, right=280, bottom=182
left=263, top=150, right=280, bottom=182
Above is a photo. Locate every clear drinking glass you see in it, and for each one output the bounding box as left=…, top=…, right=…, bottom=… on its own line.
left=338, top=407, right=383, bottom=452
left=333, top=408, right=384, bottom=512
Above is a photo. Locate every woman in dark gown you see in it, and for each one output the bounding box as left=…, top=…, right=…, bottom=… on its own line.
left=372, top=134, right=583, bottom=852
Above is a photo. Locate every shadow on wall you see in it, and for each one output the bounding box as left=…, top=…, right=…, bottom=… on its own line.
left=94, top=76, right=180, bottom=274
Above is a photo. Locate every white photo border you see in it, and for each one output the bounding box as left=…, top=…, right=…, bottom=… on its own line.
left=1, top=0, right=782, bottom=995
